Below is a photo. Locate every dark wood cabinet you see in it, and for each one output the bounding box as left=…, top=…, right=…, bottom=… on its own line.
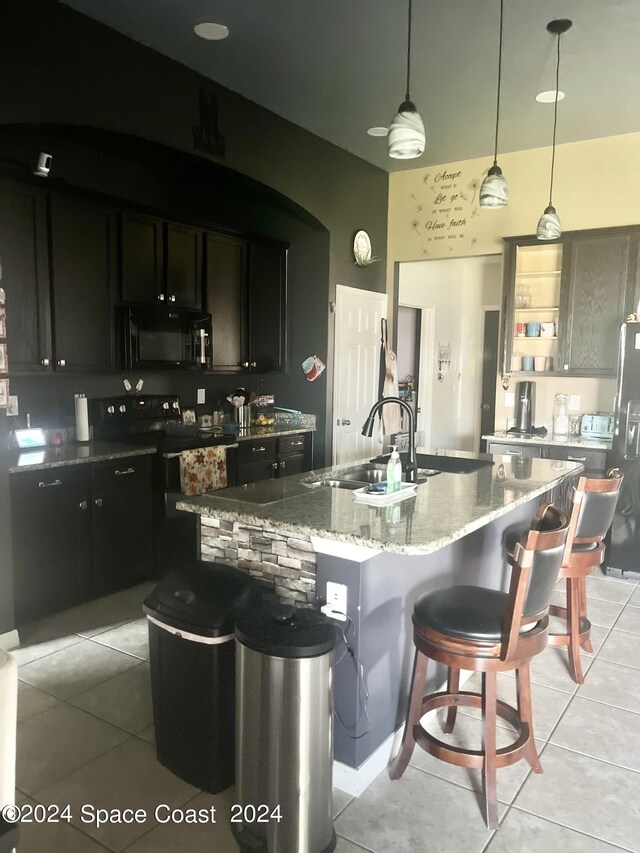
left=234, top=432, right=312, bottom=484
left=11, top=456, right=154, bottom=622
left=12, top=466, right=92, bottom=623
left=165, top=221, right=202, bottom=309
left=248, top=239, right=287, bottom=372
left=275, top=433, right=312, bottom=477
left=0, top=179, right=52, bottom=371
left=120, top=214, right=202, bottom=310
left=560, top=232, right=637, bottom=375
left=205, top=232, right=247, bottom=371
left=204, top=233, right=287, bottom=373
left=502, top=227, right=640, bottom=379
left=487, top=442, right=542, bottom=459
left=91, top=457, right=154, bottom=595
left=487, top=440, right=607, bottom=475
left=49, top=196, right=117, bottom=372
left=120, top=211, right=163, bottom=304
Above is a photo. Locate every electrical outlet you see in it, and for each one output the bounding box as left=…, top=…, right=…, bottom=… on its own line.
left=505, top=392, right=515, bottom=407
left=569, top=395, right=580, bottom=411
left=325, top=581, right=347, bottom=616
left=7, top=395, right=18, bottom=416
left=197, top=388, right=206, bottom=405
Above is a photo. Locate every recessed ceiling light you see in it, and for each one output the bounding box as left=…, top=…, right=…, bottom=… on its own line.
left=536, top=90, right=565, bottom=103
left=194, top=22, right=229, bottom=40
left=367, top=127, right=389, bottom=137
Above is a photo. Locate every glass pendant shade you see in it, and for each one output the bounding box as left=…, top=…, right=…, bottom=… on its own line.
left=388, top=100, right=425, bottom=159
left=536, top=205, right=561, bottom=241
left=479, top=164, right=508, bottom=208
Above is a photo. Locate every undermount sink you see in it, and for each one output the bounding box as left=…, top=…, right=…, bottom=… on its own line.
left=315, top=464, right=439, bottom=489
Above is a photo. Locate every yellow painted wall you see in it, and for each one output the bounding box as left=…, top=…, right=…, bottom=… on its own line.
left=387, top=132, right=640, bottom=273
left=387, top=132, right=640, bottom=435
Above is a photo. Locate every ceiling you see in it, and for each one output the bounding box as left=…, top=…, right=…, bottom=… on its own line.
left=60, top=0, right=640, bottom=172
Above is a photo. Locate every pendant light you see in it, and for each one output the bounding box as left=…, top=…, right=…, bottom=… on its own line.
left=479, top=0, right=508, bottom=208
left=388, top=0, right=425, bottom=159
left=537, top=19, right=572, bottom=240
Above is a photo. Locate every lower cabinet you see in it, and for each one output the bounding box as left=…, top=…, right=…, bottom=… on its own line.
left=11, top=456, right=154, bottom=623
left=91, top=458, right=154, bottom=596
left=11, top=466, right=93, bottom=624
left=234, top=432, right=313, bottom=485
left=487, top=441, right=608, bottom=474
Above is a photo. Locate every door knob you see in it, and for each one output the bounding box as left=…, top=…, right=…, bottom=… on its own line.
left=169, top=294, right=176, bottom=302
left=157, top=293, right=165, bottom=301
left=57, top=359, right=66, bottom=367
left=41, top=357, right=50, bottom=366
left=341, top=419, right=351, bottom=426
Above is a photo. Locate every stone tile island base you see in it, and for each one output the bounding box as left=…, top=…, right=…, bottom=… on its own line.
left=199, top=516, right=319, bottom=606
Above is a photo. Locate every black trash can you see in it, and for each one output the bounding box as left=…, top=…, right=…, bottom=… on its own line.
left=144, top=561, right=255, bottom=794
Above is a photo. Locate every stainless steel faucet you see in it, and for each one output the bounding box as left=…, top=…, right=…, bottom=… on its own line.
left=361, top=397, right=417, bottom=483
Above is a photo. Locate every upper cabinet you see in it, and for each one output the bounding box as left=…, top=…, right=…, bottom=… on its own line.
left=120, top=213, right=202, bottom=310
left=0, top=182, right=116, bottom=374
left=49, top=196, right=117, bottom=372
left=502, top=226, right=640, bottom=378
left=0, top=179, right=51, bottom=372
left=205, top=233, right=287, bottom=373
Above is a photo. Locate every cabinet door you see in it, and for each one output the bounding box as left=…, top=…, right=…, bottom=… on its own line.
left=237, top=459, right=276, bottom=485
left=92, top=475, right=154, bottom=596
left=0, top=179, right=52, bottom=371
left=120, top=212, right=164, bottom=304
left=541, top=445, right=608, bottom=474
left=49, top=196, right=117, bottom=372
left=11, top=467, right=92, bottom=623
left=165, top=222, right=202, bottom=310
left=276, top=453, right=305, bottom=478
left=560, top=232, right=636, bottom=375
left=248, top=240, right=287, bottom=372
left=205, top=232, right=247, bottom=371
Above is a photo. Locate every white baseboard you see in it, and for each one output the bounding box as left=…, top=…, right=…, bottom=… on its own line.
left=333, top=669, right=473, bottom=797
left=0, top=630, right=19, bottom=651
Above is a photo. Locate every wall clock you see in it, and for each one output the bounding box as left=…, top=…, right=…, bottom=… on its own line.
left=353, top=230, right=373, bottom=266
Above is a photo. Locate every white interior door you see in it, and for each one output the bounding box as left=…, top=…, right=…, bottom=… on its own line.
left=332, top=285, right=387, bottom=465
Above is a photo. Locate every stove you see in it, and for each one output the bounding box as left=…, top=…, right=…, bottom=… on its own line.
left=91, top=395, right=236, bottom=574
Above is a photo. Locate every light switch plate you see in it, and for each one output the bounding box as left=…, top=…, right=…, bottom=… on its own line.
left=569, top=395, right=580, bottom=411
left=7, top=395, right=18, bottom=416
left=197, top=388, right=206, bottom=404
left=505, top=392, right=515, bottom=407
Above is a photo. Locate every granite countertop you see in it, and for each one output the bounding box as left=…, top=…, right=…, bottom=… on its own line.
left=8, top=442, right=156, bottom=474
left=483, top=431, right=612, bottom=451
left=177, top=449, right=581, bottom=555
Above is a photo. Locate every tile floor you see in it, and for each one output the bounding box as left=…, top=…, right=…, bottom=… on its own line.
left=8, top=570, right=640, bottom=852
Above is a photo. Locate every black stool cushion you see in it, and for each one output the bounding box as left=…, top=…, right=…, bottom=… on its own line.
left=414, top=585, right=514, bottom=642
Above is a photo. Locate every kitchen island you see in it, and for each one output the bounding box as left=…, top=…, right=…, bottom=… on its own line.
left=177, top=451, right=581, bottom=793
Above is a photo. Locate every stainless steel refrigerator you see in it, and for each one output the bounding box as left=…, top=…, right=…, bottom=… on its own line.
left=607, top=321, right=640, bottom=576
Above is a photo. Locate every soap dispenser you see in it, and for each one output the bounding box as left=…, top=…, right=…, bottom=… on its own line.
left=387, top=445, right=402, bottom=493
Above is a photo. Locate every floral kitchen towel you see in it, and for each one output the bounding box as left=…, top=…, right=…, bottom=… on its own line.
left=179, top=446, right=228, bottom=495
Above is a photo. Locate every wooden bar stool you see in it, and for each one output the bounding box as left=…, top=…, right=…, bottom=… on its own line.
left=390, top=504, right=568, bottom=829
left=548, top=468, right=623, bottom=684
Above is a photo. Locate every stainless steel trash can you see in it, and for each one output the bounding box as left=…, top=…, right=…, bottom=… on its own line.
left=233, top=599, right=336, bottom=853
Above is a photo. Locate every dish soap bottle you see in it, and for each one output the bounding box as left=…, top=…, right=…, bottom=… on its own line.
left=387, top=445, right=402, bottom=493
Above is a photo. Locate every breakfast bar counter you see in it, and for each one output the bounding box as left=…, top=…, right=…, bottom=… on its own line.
left=177, top=451, right=581, bottom=788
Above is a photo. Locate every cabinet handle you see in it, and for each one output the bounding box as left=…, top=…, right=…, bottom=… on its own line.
left=57, top=359, right=66, bottom=367
left=157, top=293, right=165, bottom=302
left=115, top=467, right=135, bottom=476
left=94, top=498, right=103, bottom=507
left=250, top=362, right=257, bottom=369
left=241, top=361, right=250, bottom=368
left=505, top=449, right=523, bottom=456
left=252, top=446, right=266, bottom=453
left=281, top=459, right=286, bottom=469
left=563, top=364, right=569, bottom=371
left=41, top=357, right=50, bottom=366
left=169, top=294, right=176, bottom=302
left=567, top=455, right=587, bottom=462
left=79, top=500, right=88, bottom=510
left=290, top=440, right=303, bottom=447
left=38, top=479, right=62, bottom=488
left=272, top=461, right=279, bottom=471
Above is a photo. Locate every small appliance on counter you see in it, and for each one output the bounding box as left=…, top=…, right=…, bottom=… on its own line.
left=580, top=412, right=615, bottom=441
left=506, top=381, right=547, bottom=437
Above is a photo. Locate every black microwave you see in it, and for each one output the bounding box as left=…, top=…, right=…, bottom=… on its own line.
left=121, top=305, right=212, bottom=370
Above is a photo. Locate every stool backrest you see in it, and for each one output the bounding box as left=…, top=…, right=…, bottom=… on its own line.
left=502, top=503, right=568, bottom=660
left=570, top=468, right=624, bottom=546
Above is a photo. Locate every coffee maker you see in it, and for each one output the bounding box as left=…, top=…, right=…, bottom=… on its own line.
left=514, top=381, right=535, bottom=434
